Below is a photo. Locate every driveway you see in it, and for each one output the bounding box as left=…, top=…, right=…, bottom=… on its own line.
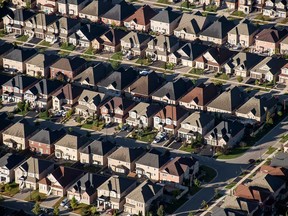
left=13, top=189, right=31, bottom=200
left=41, top=195, right=61, bottom=208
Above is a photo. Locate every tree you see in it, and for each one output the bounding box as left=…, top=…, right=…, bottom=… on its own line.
left=32, top=202, right=41, bottom=215
left=237, top=76, right=243, bottom=83
left=34, top=194, right=41, bottom=202
left=138, top=211, right=143, bottom=216
left=90, top=206, right=98, bottom=215
left=17, top=101, right=25, bottom=113
left=70, top=196, right=78, bottom=210
left=4, top=184, right=11, bottom=192
left=277, top=111, right=283, bottom=117
left=157, top=205, right=164, bottom=216
left=201, top=200, right=208, bottom=209
left=194, top=178, right=201, bottom=188
left=188, top=212, right=194, bottom=216
left=53, top=206, right=60, bottom=216
left=266, top=111, right=274, bottom=125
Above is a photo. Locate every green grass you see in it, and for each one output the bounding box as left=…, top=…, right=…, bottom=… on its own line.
left=84, top=47, right=95, bottom=55
left=217, top=145, right=251, bottom=159
left=190, top=68, right=205, bottom=75
left=137, top=131, right=157, bottom=143
left=0, top=182, right=19, bottom=197
left=199, top=165, right=217, bottom=183
left=73, top=203, right=90, bottom=214
left=15, top=110, right=28, bottom=116
left=157, top=0, right=171, bottom=4
left=266, top=147, right=277, bottom=155
left=180, top=145, right=196, bottom=153
left=214, top=73, right=229, bottom=80
left=136, top=58, right=151, bottom=66
left=60, top=42, right=75, bottom=51
left=255, top=14, right=273, bottom=21
left=181, top=1, right=196, bottom=9
left=225, top=182, right=236, bottom=189
left=38, top=111, right=50, bottom=120
left=53, top=197, right=64, bottom=208
left=231, top=11, right=246, bottom=17
left=111, top=52, right=123, bottom=61
left=39, top=40, right=51, bottom=47
left=17, top=35, right=29, bottom=42
left=81, top=120, right=105, bottom=131
left=0, top=30, right=6, bottom=38
left=280, top=134, right=288, bottom=143
left=58, top=51, right=70, bottom=57
left=205, top=5, right=218, bottom=12
left=24, top=190, right=47, bottom=202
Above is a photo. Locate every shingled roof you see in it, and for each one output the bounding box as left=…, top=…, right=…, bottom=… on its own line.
left=151, top=7, right=181, bottom=23
left=29, top=128, right=66, bottom=145
left=0, top=153, right=25, bottom=170
left=102, top=1, right=136, bottom=21
left=108, top=146, right=144, bottom=163
left=124, top=4, right=157, bottom=26
left=81, top=140, right=115, bottom=156
left=136, top=149, right=169, bottom=168
left=51, top=57, right=87, bottom=71
left=4, top=48, right=36, bottom=62
left=3, top=119, right=37, bottom=138
left=27, top=79, right=63, bottom=96
left=80, top=0, right=112, bottom=17
left=98, top=175, right=136, bottom=194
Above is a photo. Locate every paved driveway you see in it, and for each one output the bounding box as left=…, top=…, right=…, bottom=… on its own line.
left=14, top=189, right=31, bottom=200
left=41, top=195, right=61, bottom=208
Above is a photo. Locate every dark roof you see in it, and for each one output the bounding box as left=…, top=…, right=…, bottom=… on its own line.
left=4, top=48, right=36, bottom=62
left=177, top=43, right=209, bottom=61
left=108, top=147, right=144, bottom=163
left=3, top=75, right=39, bottom=90
left=51, top=56, right=87, bottom=71
left=0, top=153, right=25, bottom=170
left=0, top=42, right=13, bottom=56
left=12, top=9, right=35, bottom=22
left=4, top=119, right=38, bottom=138
left=200, top=16, right=236, bottom=39
left=77, top=24, right=107, bottom=41
left=29, top=128, right=66, bottom=145
left=27, top=79, right=63, bottom=96
left=125, top=71, right=166, bottom=96
left=156, top=105, right=188, bottom=121
left=103, top=97, right=135, bottom=111
left=101, top=28, right=127, bottom=46
left=102, top=1, right=136, bottom=21
left=81, top=140, right=116, bottom=156
left=80, top=0, right=112, bottom=17
left=270, top=152, right=288, bottom=169
left=136, top=150, right=169, bottom=168
left=0, top=112, right=12, bottom=132
left=71, top=173, right=109, bottom=196
left=204, top=47, right=235, bottom=65
left=20, top=157, right=54, bottom=174
left=98, top=175, right=136, bottom=194
left=256, top=27, right=288, bottom=43
left=0, top=73, right=13, bottom=88
left=53, top=83, right=83, bottom=100
left=124, top=4, right=157, bottom=26
left=152, top=77, right=194, bottom=101
left=151, top=7, right=181, bottom=23
left=0, top=6, right=13, bottom=19
left=98, top=68, right=138, bottom=90
left=26, top=53, right=59, bottom=68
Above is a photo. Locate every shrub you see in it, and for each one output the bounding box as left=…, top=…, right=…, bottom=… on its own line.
left=237, top=76, right=243, bottom=83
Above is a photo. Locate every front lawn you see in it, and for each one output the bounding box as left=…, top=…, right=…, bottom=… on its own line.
left=81, top=119, right=105, bottom=131
left=130, top=128, right=157, bottom=143
left=38, top=110, right=50, bottom=120
left=60, top=42, right=75, bottom=51
left=225, top=182, right=236, bottom=189
left=231, top=11, right=246, bottom=17
left=58, top=51, right=70, bottom=57
left=17, top=35, right=29, bottom=42
left=25, top=190, right=47, bottom=202
left=0, top=182, right=19, bottom=197
left=214, top=73, right=229, bottom=80
left=111, top=52, right=123, bottom=61
left=266, top=146, right=277, bottom=155
left=180, top=144, right=196, bottom=153
left=136, top=58, right=151, bottom=66
left=181, top=1, right=196, bottom=9
left=255, top=14, right=273, bottom=21
left=0, top=30, right=6, bottom=37
left=217, top=145, right=251, bottom=159
left=39, top=40, right=51, bottom=47
left=199, top=165, right=217, bottom=183
left=73, top=203, right=90, bottom=214
left=205, top=5, right=218, bottom=12
left=190, top=68, right=205, bottom=75
left=84, top=47, right=96, bottom=55
left=157, top=0, right=171, bottom=4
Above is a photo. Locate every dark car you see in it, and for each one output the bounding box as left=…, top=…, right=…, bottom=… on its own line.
left=126, top=125, right=134, bottom=132
left=249, top=159, right=255, bottom=164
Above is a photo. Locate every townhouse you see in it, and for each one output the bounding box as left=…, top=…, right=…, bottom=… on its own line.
left=98, top=29, right=127, bottom=52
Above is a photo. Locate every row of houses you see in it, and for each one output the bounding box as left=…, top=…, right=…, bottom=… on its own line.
left=212, top=152, right=288, bottom=216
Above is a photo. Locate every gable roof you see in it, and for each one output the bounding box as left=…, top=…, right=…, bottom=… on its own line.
left=0, top=112, right=12, bottom=132
left=53, top=83, right=83, bottom=100
left=234, top=184, right=271, bottom=203
left=76, top=24, right=107, bottom=41
left=125, top=71, right=166, bottom=96
left=98, top=175, right=136, bottom=194
left=160, top=156, right=197, bottom=176
left=151, top=7, right=181, bottom=23
left=259, top=165, right=288, bottom=178
left=181, top=111, right=214, bottom=128
left=221, top=195, right=259, bottom=214
left=102, top=1, right=136, bottom=21
left=29, top=128, right=66, bottom=145
left=78, top=89, right=108, bottom=106
left=124, top=4, right=157, bottom=26
left=0, top=42, right=13, bottom=56
left=80, top=140, right=115, bottom=155
left=270, top=152, right=288, bottom=169
left=26, top=53, right=59, bottom=68
left=51, top=56, right=87, bottom=71
left=255, top=27, right=288, bottom=43
left=148, top=35, right=179, bottom=52
left=80, top=0, right=112, bottom=17
left=128, top=102, right=162, bottom=118
left=125, top=180, right=163, bottom=203
left=58, top=17, right=80, bottom=32
left=155, top=105, right=187, bottom=121
left=180, top=82, right=218, bottom=106
left=152, top=78, right=194, bottom=101
left=4, top=48, right=36, bottom=62
left=250, top=57, right=287, bottom=76
left=27, top=79, right=63, bottom=96
left=0, top=153, right=25, bottom=170
left=197, top=47, right=235, bottom=65
left=176, top=43, right=209, bottom=61
left=54, top=133, right=90, bottom=149
left=3, top=75, right=39, bottom=90
left=207, top=87, right=247, bottom=112
left=4, top=119, right=37, bottom=138
left=121, top=31, right=151, bottom=45
left=12, top=8, right=35, bottom=22
left=108, top=146, right=144, bottom=163
left=100, top=28, right=127, bottom=46
left=19, top=157, right=54, bottom=175
left=136, top=149, right=169, bottom=168
left=102, top=97, right=135, bottom=112
left=34, top=13, right=58, bottom=28
left=229, top=20, right=258, bottom=36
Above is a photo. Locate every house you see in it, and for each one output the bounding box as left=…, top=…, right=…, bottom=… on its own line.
left=98, top=68, right=138, bottom=96
left=100, top=97, right=135, bottom=124
left=270, top=152, right=288, bottom=169
left=28, top=128, right=66, bottom=155
left=101, top=1, right=136, bottom=26
left=14, top=157, right=54, bottom=190
left=0, top=6, right=13, bottom=29
left=3, top=9, right=35, bottom=34
left=12, top=0, right=36, bottom=8
left=174, top=13, right=217, bottom=41
left=26, top=54, right=59, bottom=78
left=153, top=105, right=189, bottom=134
left=135, top=149, right=169, bottom=181
left=38, top=0, right=58, bottom=14
left=249, top=57, right=287, bottom=82
left=39, top=166, right=85, bottom=196
left=159, top=156, right=199, bottom=185
left=80, top=140, right=116, bottom=166
left=204, top=120, right=245, bottom=148
left=280, top=35, right=288, bottom=54
left=0, top=113, right=13, bottom=144
left=255, top=28, right=288, bottom=55
left=107, top=147, right=144, bottom=174
left=207, top=86, right=247, bottom=115
left=263, top=0, right=288, bottom=18
left=67, top=173, right=109, bottom=204
left=150, top=7, right=181, bottom=35
left=259, top=165, right=288, bottom=179
left=279, top=63, right=288, bottom=84
left=24, top=79, right=63, bottom=109
left=234, top=184, right=271, bottom=204
left=69, top=23, right=107, bottom=48
left=124, top=180, right=163, bottom=215
left=235, top=95, right=277, bottom=123
left=24, top=13, right=59, bottom=39
left=75, top=89, right=109, bottom=117
left=223, top=52, right=264, bottom=77
left=79, top=0, right=112, bottom=22
left=124, top=5, right=157, bottom=32
left=57, top=0, right=90, bottom=16
left=238, top=0, right=255, bottom=14
left=2, top=75, right=39, bottom=103
left=126, top=102, right=162, bottom=128
left=146, top=35, right=179, bottom=62
left=0, top=73, right=15, bottom=96
left=199, top=17, right=236, bottom=45
left=169, top=43, right=209, bottom=66
left=0, top=42, right=14, bottom=67
left=98, top=29, right=127, bottom=52
left=152, top=78, right=194, bottom=105
left=3, top=48, right=36, bottom=73
left=179, top=83, right=218, bottom=110
left=227, top=20, right=258, bottom=47
left=194, top=47, right=234, bottom=72
left=52, top=83, right=83, bottom=111
left=50, top=56, right=87, bottom=80
left=2, top=119, right=38, bottom=150
left=57, top=17, right=81, bottom=43
left=124, top=71, right=166, bottom=101
left=120, top=31, right=151, bottom=57
left=97, top=175, right=137, bottom=211
left=225, top=0, right=238, bottom=9
left=178, top=111, right=215, bottom=141
left=74, top=63, right=112, bottom=89
left=0, top=153, right=25, bottom=184
left=54, top=133, right=90, bottom=161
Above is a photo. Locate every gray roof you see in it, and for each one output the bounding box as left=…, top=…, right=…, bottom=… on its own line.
left=128, top=102, right=162, bottom=118
left=250, top=57, right=287, bottom=76
left=19, top=157, right=54, bottom=175
left=229, top=20, right=258, bottom=36
left=151, top=7, right=181, bottom=23
left=4, top=119, right=37, bottom=138
left=12, top=8, right=35, bottom=22
left=80, top=140, right=115, bottom=156
left=181, top=111, right=214, bottom=128
left=147, top=35, right=178, bottom=53
left=26, top=53, right=59, bottom=68
left=0, top=153, right=25, bottom=170
left=4, top=48, right=36, bottom=62
left=108, top=146, right=144, bottom=163
left=125, top=180, right=163, bottom=203
left=26, top=79, right=63, bottom=96
left=177, top=43, right=209, bottom=61
left=54, top=133, right=90, bottom=149
left=29, top=128, right=66, bottom=145
left=102, top=1, right=136, bottom=21
left=270, top=152, right=288, bottom=169
left=58, top=17, right=80, bottom=32
left=221, top=195, right=259, bottom=215
left=3, top=75, right=39, bottom=90
left=136, top=150, right=169, bottom=168
left=121, top=31, right=151, bottom=45
left=80, top=0, right=112, bottom=16
left=78, top=89, right=108, bottom=107
left=98, top=175, right=136, bottom=194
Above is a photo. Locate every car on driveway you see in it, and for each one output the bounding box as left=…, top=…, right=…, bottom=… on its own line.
left=152, top=132, right=167, bottom=144
left=60, top=198, right=68, bottom=207
left=64, top=202, right=71, bottom=209
left=121, top=124, right=128, bottom=131
left=126, top=125, right=134, bottom=132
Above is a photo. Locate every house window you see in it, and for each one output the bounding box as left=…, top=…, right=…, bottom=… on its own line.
left=166, top=118, right=172, bottom=125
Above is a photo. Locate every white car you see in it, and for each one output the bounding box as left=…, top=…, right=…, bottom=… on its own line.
left=139, top=69, right=152, bottom=76
left=60, top=198, right=68, bottom=206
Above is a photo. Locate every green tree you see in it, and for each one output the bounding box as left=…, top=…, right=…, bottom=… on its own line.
left=90, top=206, right=98, bottom=215
left=237, top=76, right=243, bottom=83
left=34, top=194, right=41, bottom=202
left=201, top=200, right=208, bottom=209
left=4, top=184, right=11, bottom=192
left=157, top=205, right=164, bottom=216
left=17, top=102, right=25, bottom=113
left=188, top=212, right=194, bottom=216
left=70, top=196, right=78, bottom=210
left=266, top=111, right=274, bottom=125
left=32, top=202, right=41, bottom=215
left=26, top=0, right=31, bottom=8
left=24, top=101, right=30, bottom=112
left=194, top=178, right=201, bottom=188
left=53, top=206, right=60, bottom=216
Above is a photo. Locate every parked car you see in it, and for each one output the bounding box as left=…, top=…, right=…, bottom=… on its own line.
left=105, top=122, right=113, bottom=128
left=64, top=202, right=71, bottom=209
left=13, top=34, right=20, bottom=39
left=126, top=125, right=134, bottom=132
left=60, top=198, right=68, bottom=207
left=121, top=124, right=128, bottom=131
